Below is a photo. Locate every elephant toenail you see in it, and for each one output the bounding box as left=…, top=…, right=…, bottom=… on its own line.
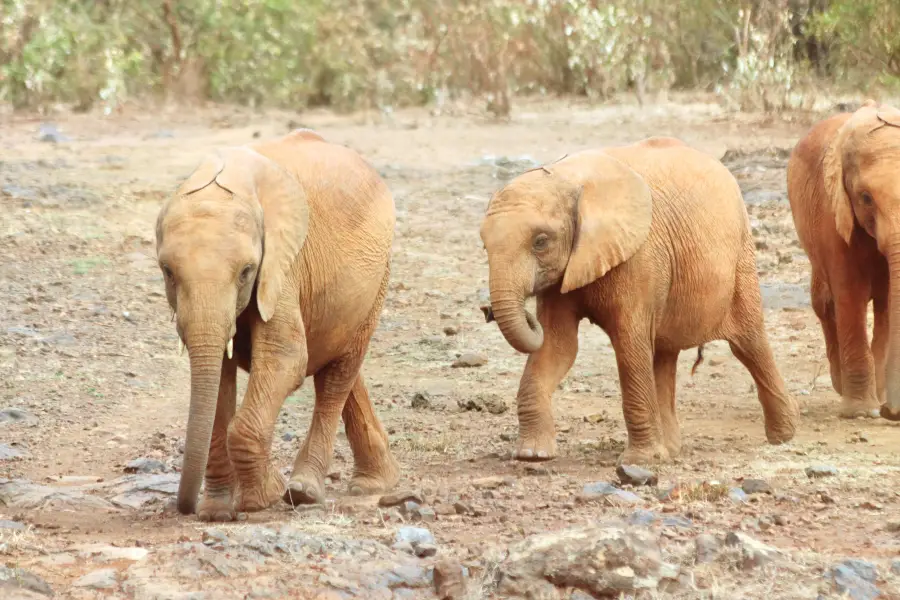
left=537, top=451, right=548, bottom=458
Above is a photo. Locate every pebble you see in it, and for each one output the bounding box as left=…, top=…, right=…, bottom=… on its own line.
left=457, top=395, right=508, bottom=414
left=379, top=490, right=425, bottom=508
left=741, top=478, right=772, bottom=495
left=451, top=352, right=488, bottom=368
left=0, top=566, right=54, bottom=596
left=806, top=465, right=838, bottom=478
left=616, top=464, right=658, bottom=486
left=0, top=519, right=25, bottom=530
left=74, top=568, right=118, bottom=589
left=724, top=531, right=782, bottom=570
left=433, top=559, right=468, bottom=599
left=886, top=521, right=900, bottom=532
left=580, top=481, right=642, bottom=505
left=0, top=407, right=38, bottom=427
left=0, top=443, right=28, bottom=460
left=443, top=325, right=459, bottom=336
left=728, top=488, right=749, bottom=503
left=124, top=457, right=167, bottom=474
left=827, top=559, right=880, bottom=600
left=472, top=476, right=512, bottom=490
left=395, top=526, right=435, bottom=546
left=413, top=543, right=438, bottom=558
left=891, top=559, right=900, bottom=576
left=694, top=533, right=722, bottom=564
left=410, top=392, right=431, bottom=410
left=282, top=432, right=297, bottom=441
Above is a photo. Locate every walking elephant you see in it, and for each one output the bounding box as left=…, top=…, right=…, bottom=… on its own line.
left=155, top=129, right=399, bottom=521
left=787, top=100, right=900, bottom=421
left=479, top=137, right=799, bottom=465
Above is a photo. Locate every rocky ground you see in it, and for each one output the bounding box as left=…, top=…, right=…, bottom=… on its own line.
left=1, top=96, right=899, bottom=599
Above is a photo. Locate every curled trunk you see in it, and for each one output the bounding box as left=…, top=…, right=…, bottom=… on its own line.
left=489, top=292, right=544, bottom=354
left=882, top=244, right=900, bottom=420
left=177, top=339, right=224, bottom=514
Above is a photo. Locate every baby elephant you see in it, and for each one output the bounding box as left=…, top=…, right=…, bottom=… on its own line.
left=156, top=129, right=399, bottom=520
left=480, top=137, right=799, bottom=465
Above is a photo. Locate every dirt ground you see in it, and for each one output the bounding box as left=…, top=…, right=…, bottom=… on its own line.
left=1, top=95, right=899, bottom=599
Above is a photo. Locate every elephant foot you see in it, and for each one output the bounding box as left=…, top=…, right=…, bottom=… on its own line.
left=764, top=403, right=799, bottom=444
left=617, top=442, right=671, bottom=467
left=238, top=467, right=286, bottom=513
left=348, top=454, right=400, bottom=496
left=838, top=397, right=881, bottom=419
left=880, top=403, right=900, bottom=421
left=514, top=431, right=557, bottom=462
left=197, top=491, right=241, bottom=522
left=283, top=472, right=325, bottom=506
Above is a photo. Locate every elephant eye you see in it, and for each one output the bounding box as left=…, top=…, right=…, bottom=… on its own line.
left=239, top=264, right=256, bottom=284
left=161, top=264, right=174, bottom=282
left=862, top=192, right=874, bottom=206
left=532, top=233, right=550, bottom=252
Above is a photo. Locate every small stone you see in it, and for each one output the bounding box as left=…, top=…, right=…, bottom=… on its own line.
left=472, top=476, right=510, bottom=490
left=433, top=558, right=468, bottom=599
left=741, top=478, right=772, bottom=495
left=379, top=490, right=425, bottom=508
left=616, top=464, right=658, bottom=486
left=0, top=444, right=28, bottom=460
left=580, top=482, right=642, bottom=505
left=524, top=465, right=549, bottom=476
left=728, top=488, right=749, bottom=503
left=819, top=490, right=837, bottom=504
left=827, top=561, right=881, bottom=600
left=694, top=533, right=721, bottom=564
left=891, top=559, right=900, bottom=576
left=806, top=465, right=838, bottom=478
left=443, top=325, right=459, bottom=336
left=124, top=458, right=167, bottom=474
left=416, top=507, right=437, bottom=523
left=583, top=412, right=606, bottom=423
left=0, top=408, right=38, bottom=427
left=395, top=526, right=435, bottom=546
left=860, top=501, right=883, bottom=511
left=414, top=543, right=438, bottom=558
left=453, top=502, right=472, bottom=515
left=392, top=541, right=415, bottom=554
left=451, top=353, right=488, bottom=368
left=483, top=396, right=508, bottom=414
left=0, top=566, right=54, bottom=596
left=202, top=528, right=229, bottom=547
left=38, top=123, right=69, bottom=143
left=499, top=432, right=516, bottom=442
left=411, top=392, right=431, bottom=410
left=74, top=568, right=118, bottom=589
left=282, top=431, right=297, bottom=442
left=0, top=520, right=26, bottom=530
left=886, top=521, right=900, bottom=532
left=724, top=531, right=782, bottom=570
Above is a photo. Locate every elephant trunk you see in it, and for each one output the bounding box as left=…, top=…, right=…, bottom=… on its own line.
left=488, top=270, right=544, bottom=353
left=882, top=242, right=900, bottom=421
left=176, top=313, right=230, bottom=515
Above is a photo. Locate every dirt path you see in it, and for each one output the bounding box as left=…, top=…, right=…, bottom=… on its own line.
left=1, top=97, right=898, bottom=599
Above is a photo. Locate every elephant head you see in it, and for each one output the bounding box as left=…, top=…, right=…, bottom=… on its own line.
left=155, top=147, right=309, bottom=514
left=479, top=151, right=652, bottom=353
left=824, top=101, right=900, bottom=420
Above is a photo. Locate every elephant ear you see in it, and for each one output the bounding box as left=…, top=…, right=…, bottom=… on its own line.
left=560, top=154, right=653, bottom=294
left=823, top=117, right=860, bottom=245
left=214, top=147, right=309, bottom=322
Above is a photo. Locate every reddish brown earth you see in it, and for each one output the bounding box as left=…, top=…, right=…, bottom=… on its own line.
left=0, top=97, right=898, bottom=599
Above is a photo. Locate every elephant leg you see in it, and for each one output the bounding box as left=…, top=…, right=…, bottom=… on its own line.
left=228, top=304, right=307, bottom=513
left=196, top=356, right=239, bottom=522
left=342, top=373, right=400, bottom=496
left=654, top=349, right=681, bottom=458
left=726, top=251, right=799, bottom=443
left=832, top=276, right=879, bottom=417
left=872, top=279, right=888, bottom=406
left=513, top=292, right=580, bottom=462
left=284, top=355, right=360, bottom=505
left=811, top=272, right=842, bottom=395
left=613, top=327, right=669, bottom=465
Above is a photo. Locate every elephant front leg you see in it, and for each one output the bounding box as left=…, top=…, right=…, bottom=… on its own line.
left=284, top=357, right=359, bottom=505
left=872, top=287, right=888, bottom=406
left=513, top=293, right=580, bottom=462
left=613, top=330, right=669, bottom=465
left=228, top=310, right=307, bottom=513
left=196, top=356, right=239, bottom=522
left=833, top=286, right=880, bottom=418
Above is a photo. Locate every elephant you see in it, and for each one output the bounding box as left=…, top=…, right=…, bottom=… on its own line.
left=155, top=129, right=400, bottom=521
left=479, top=137, right=800, bottom=465
left=787, top=99, right=900, bottom=421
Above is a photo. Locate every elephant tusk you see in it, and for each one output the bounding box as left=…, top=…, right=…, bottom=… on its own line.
left=177, top=338, right=185, bottom=356
left=226, top=338, right=234, bottom=360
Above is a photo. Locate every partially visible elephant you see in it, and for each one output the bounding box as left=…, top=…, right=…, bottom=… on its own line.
left=479, top=137, right=799, bottom=465
left=787, top=100, right=900, bottom=421
left=155, top=129, right=399, bottom=521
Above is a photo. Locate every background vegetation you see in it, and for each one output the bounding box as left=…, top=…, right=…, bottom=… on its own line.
left=0, top=0, right=895, bottom=115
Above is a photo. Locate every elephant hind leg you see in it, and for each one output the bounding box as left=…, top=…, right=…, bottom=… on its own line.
left=654, top=350, right=681, bottom=458
left=811, top=272, right=842, bottom=396
left=343, top=373, right=399, bottom=496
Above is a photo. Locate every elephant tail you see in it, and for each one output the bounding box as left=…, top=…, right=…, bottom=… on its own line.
left=690, top=345, right=705, bottom=376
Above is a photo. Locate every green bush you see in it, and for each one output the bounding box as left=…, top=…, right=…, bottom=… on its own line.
left=0, top=0, right=896, bottom=113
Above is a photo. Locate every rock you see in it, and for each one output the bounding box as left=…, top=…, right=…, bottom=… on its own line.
left=414, top=543, right=437, bottom=558
left=806, top=465, right=838, bottom=478
left=451, top=353, right=487, bottom=368
left=379, top=490, right=425, bottom=508
left=457, top=394, right=508, bottom=414
left=415, top=507, right=437, bottom=523
left=580, top=481, right=642, bottom=505
left=0, top=408, right=38, bottom=427
left=411, top=392, right=431, bottom=410
left=0, top=519, right=26, bottom=530
left=728, top=487, right=749, bottom=503
left=724, top=531, right=782, bottom=570
left=38, top=123, right=70, bottom=143
left=694, top=533, right=721, bottom=564
left=472, top=476, right=512, bottom=490
left=497, top=523, right=679, bottom=597
left=74, top=544, right=148, bottom=562
left=74, top=568, right=118, bottom=589
left=443, top=325, right=459, bottom=336
left=0, top=478, right=115, bottom=511
left=0, top=566, right=54, bottom=597
left=616, top=464, right=658, bottom=486
left=891, top=559, right=900, bottom=576
left=433, top=559, right=468, bottom=599
left=124, top=458, right=167, bottom=474
left=483, top=396, right=508, bottom=414
left=827, top=560, right=881, bottom=600
left=281, top=432, right=297, bottom=442
left=741, top=478, right=772, bottom=495
left=0, top=444, right=28, bottom=460
left=395, top=526, right=435, bottom=546
left=96, top=473, right=180, bottom=509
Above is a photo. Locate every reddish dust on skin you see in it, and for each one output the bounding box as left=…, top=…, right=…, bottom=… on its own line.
left=1, top=98, right=898, bottom=597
